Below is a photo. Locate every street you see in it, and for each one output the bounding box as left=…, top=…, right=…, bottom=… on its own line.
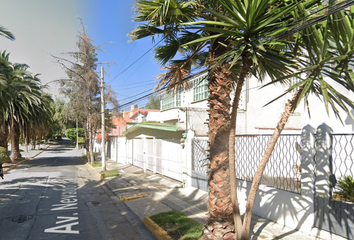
left=0, top=140, right=155, bottom=240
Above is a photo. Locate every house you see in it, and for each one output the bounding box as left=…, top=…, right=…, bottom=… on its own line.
left=129, top=105, right=160, bottom=123
left=101, top=70, right=354, bottom=240
left=155, top=70, right=303, bottom=136
left=96, top=105, right=161, bottom=162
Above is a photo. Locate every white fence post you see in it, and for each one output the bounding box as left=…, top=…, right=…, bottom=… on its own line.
left=143, top=137, right=147, bottom=173
left=300, top=124, right=316, bottom=231
left=183, top=130, right=194, bottom=188
left=153, top=137, right=157, bottom=173
left=315, top=123, right=335, bottom=198
left=301, top=124, right=316, bottom=197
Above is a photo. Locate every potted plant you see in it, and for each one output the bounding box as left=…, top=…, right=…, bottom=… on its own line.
left=334, top=175, right=354, bottom=203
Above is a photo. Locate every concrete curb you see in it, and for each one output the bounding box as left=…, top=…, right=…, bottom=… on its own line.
left=143, top=217, right=172, bottom=240
left=3, top=144, right=51, bottom=174
left=84, top=161, right=103, bottom=180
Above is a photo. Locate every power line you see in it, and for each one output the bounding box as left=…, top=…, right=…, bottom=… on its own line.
left=110, top=0, right=354, bottom=112
left=118, top=88, right=154, bottom=101
left=106, top=37, right=165, bottom=84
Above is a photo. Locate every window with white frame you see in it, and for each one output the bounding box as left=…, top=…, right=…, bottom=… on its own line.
left=193, top=75, right=208, bottom=102
left=290, top=76, right=301, bottom=92
left=161, top=91, right=181, bottom=110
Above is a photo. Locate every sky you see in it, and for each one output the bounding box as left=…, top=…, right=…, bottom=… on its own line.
left=0, top=0, right=162, bottom=110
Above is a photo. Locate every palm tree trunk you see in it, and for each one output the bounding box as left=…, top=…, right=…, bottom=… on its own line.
left=203, top=64, right=234, bottom=240
left=0, top=120, right=9, bottom=149
left=32, top=135, right=36, bottom=150
left=229, top=56, right=252, bottom=239
left=10, top=121, right=22, bottom=161
left=241, top=87, right=303, bottom=240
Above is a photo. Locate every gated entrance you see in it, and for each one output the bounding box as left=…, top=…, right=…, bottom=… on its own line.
left=127, top=137, right=184, bottom=182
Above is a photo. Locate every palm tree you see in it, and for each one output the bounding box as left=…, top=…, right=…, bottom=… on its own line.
left=0, top=50, right=53, bottom=161
left=246, top=7, right=354, bottom=238
left=130, top=0, right=319, bottom=238
left=0, top=51, right=12, bottom=149
left=23, top=92, right=53, bottom=150
left=0, top=58, right=45, bottom=161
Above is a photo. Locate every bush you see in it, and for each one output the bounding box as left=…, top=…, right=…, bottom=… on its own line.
left=66, top=128, right=85, bottom=142
left=77, top=137, right=85, bottom=144
left=334, top=175, right=354, bottom=202
left=0, top=147, right=10, bottom=164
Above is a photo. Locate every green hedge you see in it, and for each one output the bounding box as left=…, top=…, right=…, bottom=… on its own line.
left=66, top=128, right=85, bottom=142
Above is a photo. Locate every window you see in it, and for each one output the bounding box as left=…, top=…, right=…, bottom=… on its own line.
left=193, top=75, right=208, bottom=102
left=161, top=91, right=181, bottom=110
left=290, top=77, right=301, bottom=92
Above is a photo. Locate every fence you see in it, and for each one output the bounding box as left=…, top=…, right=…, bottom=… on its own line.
left=313, top=130, right=354, bottom=239
left=192, top=134, right=302, bottom=194
left=332, top=134, right=354, bottom=180
left=101, top=124, right=353, bottom=239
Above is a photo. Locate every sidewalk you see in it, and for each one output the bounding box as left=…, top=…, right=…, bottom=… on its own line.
left=2, top=143, right=51, bottom=174
left=89, top=158, right=330, bottom=240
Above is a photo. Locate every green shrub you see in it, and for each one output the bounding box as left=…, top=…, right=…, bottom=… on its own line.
left=0, top=147, right=10, bottom=164
left=335, top=175, right=354, bottom=202
left=66, top=128, right=85, bottom=142
left=77, top=137, right=85, bottom=144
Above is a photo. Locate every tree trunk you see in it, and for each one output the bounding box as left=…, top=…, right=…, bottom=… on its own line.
left=229, top=56, right=252, bottom=239
left=241, top=87, right=303, bottom=240
left=203, top=64, right=235, bottom=240
left=0, top=121, right=9, bottom=149
left=32, top=135, right=36, bottom=150
left=88, top=117, right=94, bottom=165
left=10, top=121, right=22, bottom=162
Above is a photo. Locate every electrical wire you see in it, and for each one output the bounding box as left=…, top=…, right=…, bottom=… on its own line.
left=108, top=0, right=354, bottom=112
left=106, top=37, right=165, bottom=84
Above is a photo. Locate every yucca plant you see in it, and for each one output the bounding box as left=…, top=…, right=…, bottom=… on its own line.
left=335, top=176, right=354, bottom=203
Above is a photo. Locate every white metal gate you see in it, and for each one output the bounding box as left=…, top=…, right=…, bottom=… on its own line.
left=128, top=138, right=184, bottom=182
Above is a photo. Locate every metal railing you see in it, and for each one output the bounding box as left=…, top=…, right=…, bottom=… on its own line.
left=192, top=134, right=302, bottom=194
left=332, top=134, right=354, bottom=181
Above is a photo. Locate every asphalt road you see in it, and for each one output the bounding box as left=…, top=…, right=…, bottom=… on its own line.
left=0, top=140, right=155, bottom=240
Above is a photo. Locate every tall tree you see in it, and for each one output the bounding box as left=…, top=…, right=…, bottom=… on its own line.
left=0, top=51, right=12, bottom=149
left=0, top=51, right=52, bottom=161
left=58, top=27, right=118, bottom=164
left=244, top=5, right=354, bottom=239
left=49, top=98, right=67, bottom=138
left=130, top=0, right=316, bottom=238
left=145, top=95, right=160, bottom=109
left=59, top=30, right=100, bottom=164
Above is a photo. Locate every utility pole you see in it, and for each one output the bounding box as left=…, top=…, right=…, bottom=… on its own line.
left=101, top=66, right=106, bottom=171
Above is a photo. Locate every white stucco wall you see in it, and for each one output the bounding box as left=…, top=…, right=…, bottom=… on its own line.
left=301, top=77, right=354, bottom=133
